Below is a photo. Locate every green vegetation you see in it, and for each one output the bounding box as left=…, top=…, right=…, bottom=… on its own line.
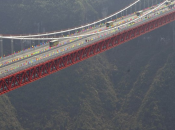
left=0, top=0, right=175, bottom=130
left=0, top=95, right=23, bottom=130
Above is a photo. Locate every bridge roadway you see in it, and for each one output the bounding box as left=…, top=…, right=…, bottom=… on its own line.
left=0, top=2, right=174, bottom=77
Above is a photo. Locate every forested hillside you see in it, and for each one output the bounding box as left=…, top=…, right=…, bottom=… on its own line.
left=0, top=0, right=175, bottom=130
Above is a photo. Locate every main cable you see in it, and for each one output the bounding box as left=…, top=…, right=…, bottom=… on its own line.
left=1, top=0, right=168, bottom=40
left=1, top=0, right=140, bottom=38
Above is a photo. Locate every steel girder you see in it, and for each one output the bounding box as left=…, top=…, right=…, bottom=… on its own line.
left=0, top=11, right=175, bottom=95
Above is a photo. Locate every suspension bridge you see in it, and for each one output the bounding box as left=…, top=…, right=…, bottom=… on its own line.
left=0, top=0, right=174, bottom=95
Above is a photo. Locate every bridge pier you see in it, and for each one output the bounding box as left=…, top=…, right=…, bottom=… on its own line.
left=11, top=39, right=14, bottom=54
left=0, top=38, right=3, bottom=57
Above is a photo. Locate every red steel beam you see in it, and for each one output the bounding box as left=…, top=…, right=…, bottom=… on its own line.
left=0, top=10, right=175, bottom=95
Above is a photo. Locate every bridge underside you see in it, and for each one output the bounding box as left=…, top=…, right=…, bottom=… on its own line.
left=1, top=10, right=175, bottom=95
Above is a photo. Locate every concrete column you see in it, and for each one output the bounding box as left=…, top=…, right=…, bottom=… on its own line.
left=11, top=39, right=14, bottom=54
left=0, top=38, right=3, bottom=57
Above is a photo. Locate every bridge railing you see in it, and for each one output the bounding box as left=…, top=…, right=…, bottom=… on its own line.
left=0, top=43, right=48, bottom=62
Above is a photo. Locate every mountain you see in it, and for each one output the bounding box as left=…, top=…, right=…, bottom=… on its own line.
left=1, top=0, right=175, bottom=130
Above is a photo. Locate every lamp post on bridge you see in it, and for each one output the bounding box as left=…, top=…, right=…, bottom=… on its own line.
left=130, top=5, right=132, bottom=14
left=148, top=0, right=150, bottom=8
left=135, top=2, right=137, bottom=12
left=140, top=0, right=142, bottom=10
left=20, top=35, right=24, bottom=51
left=21, top=39, right=24, bottom=51
left=0, top=37, right=3, bottom=57
left=143, top=0, right=145, bottom=9
left=11, top=39, right=14, bottom=54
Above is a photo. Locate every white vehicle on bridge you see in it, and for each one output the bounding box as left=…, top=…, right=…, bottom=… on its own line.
left=165, top=0, right=171, bottom=5
left=136, top=11, right=143, bottom=16
left=128, top=22, right=135, bottom=26
left=49, top=40, right=59, bottom=47
left=106, top=21, right=114, bottom=27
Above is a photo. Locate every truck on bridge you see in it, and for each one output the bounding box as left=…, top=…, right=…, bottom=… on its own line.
left=106, top=21, right=114, bottom=27
left=136, top=11, right=143, bottom=16
left=49, top=40, right=59, bottom=47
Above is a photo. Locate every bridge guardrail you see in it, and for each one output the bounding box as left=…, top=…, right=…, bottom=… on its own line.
left=0, top=43, right=48, bottom=62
